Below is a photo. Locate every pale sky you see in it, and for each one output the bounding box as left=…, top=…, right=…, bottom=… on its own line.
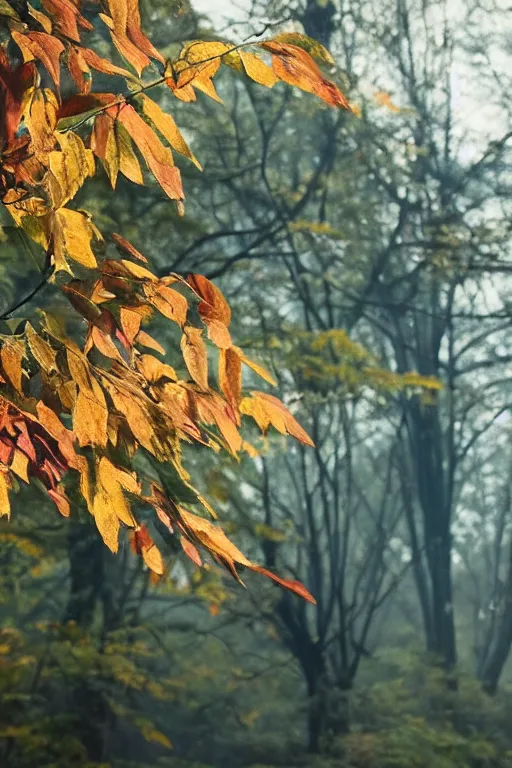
left=193, top=0, right=243, bottom=24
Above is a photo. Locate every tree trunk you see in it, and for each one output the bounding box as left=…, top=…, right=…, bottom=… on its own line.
left=480, top=537, right=512, bottom=694
left=427, top=531, right=457, bottom=672
left=65, top=520, right=112, bottom=762
left=301, top=0, right=337, bottom=47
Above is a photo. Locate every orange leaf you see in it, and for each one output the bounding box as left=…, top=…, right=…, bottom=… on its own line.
left=187, top=273, right=231, bottom=326
left=111, top=233, right=148, bottom=263
left=181, top=536, right=202, bottom=567
left=144, top=283, right=188, bottom=327
left=181, top=327, right=208, bottom=388
left=0, top=339, right=25, bottom=394
left=219, top=347, right=242, bottom=413
left=250, top=565, right=316, bottom=604
left=260, top=41, right=350, bottom=110
left=103, top=0, right=151, bottom=75
left=178, top=508, right=315, bottom=603
left=47, top=487, right=71, bottom=518
left=125, top=0, right=164, bottom=65
left=136, top=331, right=165, bottom=356
left=120, top=308, right=142, bottom=345
left=12, top=31, right=65, bottom=88
left=113, top=104, right=184, bottom=200
left=195, top=393, right=243, bottom=456
left=107, top=104, right=183, bottom=199
left=80, top=48, right=134, bottom=80
left=41, top=0, right=88, bottom=42
left=67, top=46, right=92, bottom=94
left=205, top=319, right=232, bottom=350
left=90, top=326, right=124, bottom=363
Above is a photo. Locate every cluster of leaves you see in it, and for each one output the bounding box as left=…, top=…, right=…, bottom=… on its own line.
left=0, top=0, right=352, bottom=593
left=272, top=328, right=442, bottom=400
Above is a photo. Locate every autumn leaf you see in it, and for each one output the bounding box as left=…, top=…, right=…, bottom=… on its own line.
left=25, top=324, right=57, bottom=375
left=93, top=456, right=138, bottom=552
left=112, top=104, right=184, bottom=200
left=374, top=91, right=401, bottom=113
left=178, top=508, right=316, bottom=603
left=137, top=354, right=177, bottom=384
left=0, top=471, right=11, bottom=518
left=12, top=31, right=64, bottom=87
left=0, top=339, right=25, bottom=394
left=140, top=95, right=202, bottom=170
left=111, top=233, right=148, bottom=263
left=219, top=347, right=242, bottom=414
left=53, top=208, right=101, bottom=272
left=259, top=41, right=350, bottom=109
left=187, top=274, right=232, bottom=348
left=241, top=392, right=314, bottom=446
left=0, top=0, right=337, bottom=605
left=181, top=327, right=208, bottom=388
left=240, top=51, right=278, bottom=87
left=131, top=524, right=164, bottom=575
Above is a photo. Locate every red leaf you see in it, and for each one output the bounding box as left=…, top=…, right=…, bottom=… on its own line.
left=250, top=565, right=317, bottom=604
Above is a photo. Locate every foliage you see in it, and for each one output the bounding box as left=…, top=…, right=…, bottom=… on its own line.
left=0, top=0, right=351, bottom=595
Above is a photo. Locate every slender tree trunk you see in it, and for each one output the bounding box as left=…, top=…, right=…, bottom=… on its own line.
left=480, top=537, right=512, bottom=694
left=65, top=520, right=112, bottom=762
left=427, top=530, right=457, bottom=672
left=307, top=676, right=324, bottom=754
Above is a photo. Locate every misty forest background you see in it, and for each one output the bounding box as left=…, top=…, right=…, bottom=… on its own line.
left=2, top=0, right=512, bottom=766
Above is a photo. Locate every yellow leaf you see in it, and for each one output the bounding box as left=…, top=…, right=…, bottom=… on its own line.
left=73, top=383, right=108, bottom=448
left=117, top=122, right=144, bottom=185
left=233, top=346, right=277, bottom=386
left=104, top=381, right=156, bottom=455
left=137, top=354, right=177, bottom=383
left=25, top=323, right=57, bottom=374
left=142, top=541, right=164, bottom=575
left=240, top=51, right=278, bottom=87
left=140, top=95, right=202, bottom=169
left=67, top=349, right=108, bottom=447
left=24, top=88, right=58, bottom=158
left=10, top=450, right=29, bottom=483
left=93, top=457, right=138, bottom=551
left=241, top=392, right=313, bottom=446
left=140, top=723, right=172, bottom=749
left=47, top=132, right=96, bottom=208
left=0, top=472, right=11, bottom=518
left=53, top=208, right=101, bottom=271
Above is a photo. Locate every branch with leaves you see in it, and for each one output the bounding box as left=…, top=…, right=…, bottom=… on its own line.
left=0, top=0, right=354, bottom=600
